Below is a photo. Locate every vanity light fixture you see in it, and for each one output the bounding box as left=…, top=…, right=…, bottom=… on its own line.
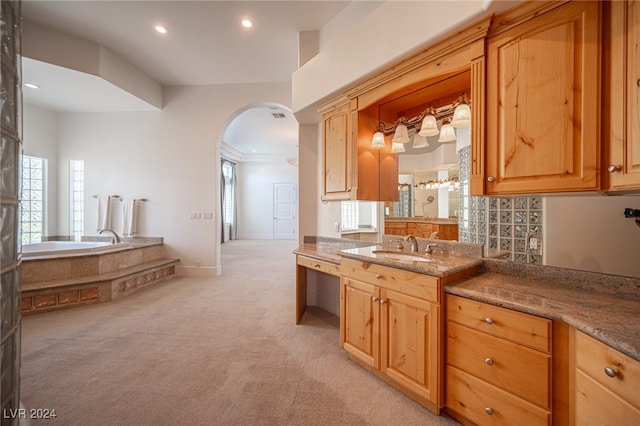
left=369, top=92, right=470, bottom=149
left=371, top=123, right=386, bottom=149
left=450, top=92, right=471, bottom=128
left=412, top=132, right=428, bottom=149
left=418, top=106, right=439, bottom=137
left=390, top=142, right=406, bottom=153
left=438, top=118, right=457, bottom=143
left=392, top=118, right=410, bottom=144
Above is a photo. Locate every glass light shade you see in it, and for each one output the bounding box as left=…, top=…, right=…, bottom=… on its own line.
left=451, top=103, right=471, bottom=128
left=392, top=123, right=410, bottom=144
left=390, top=142, right=406, bottom=153
left=418, top=115, right=439, bottom=137
left=438, top=123, right=457, bottom=143
left=412, top=132, right=428, bottom=148
left=370, top=131, right=386, bottom=149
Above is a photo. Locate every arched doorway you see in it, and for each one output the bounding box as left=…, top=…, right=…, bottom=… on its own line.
left=217, top=103, right=299, bottom=268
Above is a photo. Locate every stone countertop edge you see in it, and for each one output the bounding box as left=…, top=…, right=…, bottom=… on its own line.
left=294, top=236, right=376, bottom=265
left=385, top=217, right=459, bottom=224
left=446, top=259, right=640, bottom=362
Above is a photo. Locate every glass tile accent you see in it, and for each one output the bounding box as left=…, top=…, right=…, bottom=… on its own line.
left=457, top=147, right=543, bottom=264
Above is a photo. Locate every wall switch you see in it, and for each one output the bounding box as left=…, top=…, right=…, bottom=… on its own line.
left=335, top=221, right=341, bottom=232
left=189, top=212, right=197, bottom=219
left=195, top=212, right=202, bottom=219
left=204, top=212, right=213, bottom=220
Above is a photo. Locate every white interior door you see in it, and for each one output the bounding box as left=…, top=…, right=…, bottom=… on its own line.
left=273, top=182, right=296, bottom=240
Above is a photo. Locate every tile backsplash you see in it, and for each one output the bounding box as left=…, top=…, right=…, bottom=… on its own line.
left=458, top=146, right=543, bottom=264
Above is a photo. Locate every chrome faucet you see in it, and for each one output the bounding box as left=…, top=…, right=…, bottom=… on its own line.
left=99, top=228, right=122, bottom=244
left=404, top=235, right=419, bottom=253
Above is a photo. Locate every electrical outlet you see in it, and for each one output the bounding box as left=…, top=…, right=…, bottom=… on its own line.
left=529, top=237, right=538, bottom=250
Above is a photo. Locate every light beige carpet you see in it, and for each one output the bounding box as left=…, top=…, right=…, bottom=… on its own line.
left=20, top=240, right=459, bottom=426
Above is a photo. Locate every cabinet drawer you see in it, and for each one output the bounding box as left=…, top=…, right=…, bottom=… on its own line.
left=297, top=255, right=340, bottom=277
left=575, top=369, right=640, bottom=426
left=341, top=258, right=439, bottom=303
left=446, top=365, right=551, bottom=426
left=576, top=330, right=640, bottom=409
left=446, top=294, right=551, bottom=352
left=447, top=321, right=551, bottom=409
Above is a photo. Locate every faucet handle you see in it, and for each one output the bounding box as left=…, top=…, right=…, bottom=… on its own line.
left=425, top=243, right=438, bottom=254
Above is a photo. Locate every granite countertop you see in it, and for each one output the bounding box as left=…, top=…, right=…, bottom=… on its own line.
left=338, top=245, right=483, bottom=278
left=446, top=259, right=640, bottom=362
left=294, top=236, right=375, bottom=265
left=385, top=217, right=459, bottom=225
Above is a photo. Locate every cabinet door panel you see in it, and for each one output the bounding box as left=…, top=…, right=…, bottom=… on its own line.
left=486, top=1, right=600, bottom=194
left=341, top=277, right=378, bottom=368
left=606, top=0, right=640, bottom=190
left=381, top=289, right=439, bottom=404
left=575, top=370, right=640, bottom=426
left=324, top=111, right=349, bottom=194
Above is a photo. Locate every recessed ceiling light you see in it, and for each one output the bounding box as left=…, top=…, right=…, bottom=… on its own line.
left=241, top=19, right=253, bottom=28
left=252, top=149, right=257, bottom=153
left=154, top=25, right=168, bottom=34
left=24, top=83, right=39, bottom=89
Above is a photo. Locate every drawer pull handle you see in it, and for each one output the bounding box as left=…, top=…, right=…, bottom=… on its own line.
left=604, top=367, right=619, bottom=378
left=485, top=358, right=494, bottom=366
left=485, top=407, right=494, bottom=415
left=375, top=274, right=382, bottom=280
left=314, top=264, right=321, bottom=268
left=485, top=317, right=494, bottom=325
left=380, top=299, right=387, bottom=305
left=372, top=297, right=379, bottom=303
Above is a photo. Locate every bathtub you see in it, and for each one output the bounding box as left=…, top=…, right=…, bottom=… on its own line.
left=22, top=241, right=129, bottom=257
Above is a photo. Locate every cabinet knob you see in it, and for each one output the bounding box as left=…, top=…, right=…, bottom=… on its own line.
left=485, top=317, right=494, bottom=325
left=487, top=176, right=495, bottom=182
left=485, top=358, right=494, bottom=366
left=604, top=367, right=619, bottom=378
left=380, top=299, right=387, bottom=305
left=372, top=296, right=379, bottom=303
left=485, top=407, right=494, bottom=415
left=608, top=165, right=620, bottom=173
left=375, top=274, right=382, bottom=280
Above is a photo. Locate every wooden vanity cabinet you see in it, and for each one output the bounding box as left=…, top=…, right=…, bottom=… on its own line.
left=603, top=0, right=640, bottom=192
left=574, top=329, right=640, bottom=425
left=481, top=1, right=601, bottom=195
left=445, top=294, right=552, bottom=425
left=340, top=258, right=442, bottom=413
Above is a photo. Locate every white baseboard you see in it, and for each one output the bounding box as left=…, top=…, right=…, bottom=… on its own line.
left=177, top=265, right=219, bottom=277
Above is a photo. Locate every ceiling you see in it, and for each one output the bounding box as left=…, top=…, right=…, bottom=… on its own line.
left=20, top=0, right=351, bottom=160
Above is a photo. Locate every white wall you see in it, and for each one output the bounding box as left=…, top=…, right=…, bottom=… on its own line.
left=237, top=160, right=298, bottom=239
left=22, top=104, right=58, bottom=237
left=545, top=195, right=640, bottom=278
left=42, top=82, right=291, bottom=276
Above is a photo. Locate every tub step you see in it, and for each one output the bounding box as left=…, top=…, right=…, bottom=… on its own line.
left=21, top=258, right=180, bottom=315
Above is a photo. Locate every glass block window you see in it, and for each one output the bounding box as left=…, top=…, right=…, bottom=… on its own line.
left=70, top=160, right=84, bottom=241
left=393, top=186, right=412, bottom=217
left=341, top=201, right=359, bottom=231
left=21, top=155, right=46, bottom=244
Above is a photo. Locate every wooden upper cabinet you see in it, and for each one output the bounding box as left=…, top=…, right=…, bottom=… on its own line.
left=321, top=100, right=357, bottom=201
left=484, top=1, right=601, bottom=195
left=603, top=0, right=640, bottom=192
left=320, top=99, right=399, bottom=202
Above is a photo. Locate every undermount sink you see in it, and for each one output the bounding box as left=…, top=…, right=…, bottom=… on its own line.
left=372, top=250, right=432, bottom=262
